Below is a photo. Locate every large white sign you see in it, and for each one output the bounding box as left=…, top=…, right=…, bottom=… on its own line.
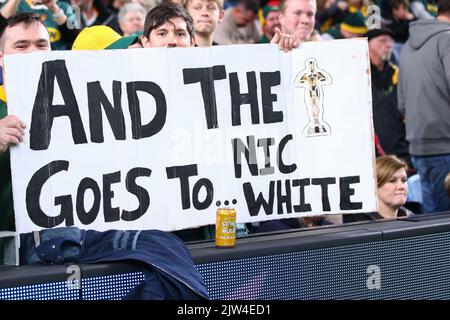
left=6, top=39, right=377, bottom=233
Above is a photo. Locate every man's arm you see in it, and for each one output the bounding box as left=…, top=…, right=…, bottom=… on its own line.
left=41, top=0, right=67, bottom=25
left=0, top=0, right=21, bottom=19
left=0, top=115, right=26, bottom=154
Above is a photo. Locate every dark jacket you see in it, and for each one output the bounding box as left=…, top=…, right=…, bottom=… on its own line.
left=371, top=61, right=410, bottom=164
left=20, top=227, right=210, bottom=300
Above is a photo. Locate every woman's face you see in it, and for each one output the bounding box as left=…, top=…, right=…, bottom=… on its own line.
left=378, top=168, right=408, bottom=210
left=120, top=11, right=145, bottom=36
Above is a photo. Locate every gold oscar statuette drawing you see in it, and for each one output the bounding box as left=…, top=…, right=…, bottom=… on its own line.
left=295, top=58, right=332, bottom=137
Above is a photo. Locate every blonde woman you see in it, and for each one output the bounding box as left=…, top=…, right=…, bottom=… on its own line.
left=376, top=155, right=413, bottom=219
left=345, top=155, right=413, bottom=222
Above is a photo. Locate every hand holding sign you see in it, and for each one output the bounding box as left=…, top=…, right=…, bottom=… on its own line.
left=0, top=115, right=26, bottom=153
left=271, top=28, right=301, bottom=53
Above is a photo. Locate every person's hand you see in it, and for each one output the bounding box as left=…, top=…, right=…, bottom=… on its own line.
left=40, top=0, right=58, bottom=13
left=270, top=28, right=301, bottom=53
left=0, top=115, right=26, bottom=154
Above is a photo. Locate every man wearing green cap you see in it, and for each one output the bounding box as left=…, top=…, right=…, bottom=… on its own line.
left=322, top=10, right=368, bottom=40
left=259, top=1, right=280, bottom=43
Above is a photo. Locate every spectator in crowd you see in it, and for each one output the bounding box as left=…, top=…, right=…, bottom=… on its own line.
left=375, top=155, right=412, bottom=218
left=1, top=0, right=113, bottom=50
left=279, top=0, right=316, bottom=41
left=398, top=0, right=450, bottom=213
left=118, top=2, right=147, bottom=36
left=184, top=0, right=224, bottom=47
left=140, top=3, right=196, bottom=48
left=321, top=10, right=367, bottom=40
left=315, top=0, right=347, bottom=33
left=259, top=1, right=280, bottom=43
left=0, top=12, right=49, bottom=263
left=0, top=0, right=21, bottom=23
left=70, top=0, right=121, bottom=33
left=213, top=0, right=262, bottom=44
left=385, top=0, right=415, bottom=44
left=367, top=28, right=410, bottom=167
left=0, top=0, right=79, bottom=50
left=41, top=0, right=84, bottom=49
left=344, top=155, right=413, bottom=222
left=0, top=14, right=44, bottom=230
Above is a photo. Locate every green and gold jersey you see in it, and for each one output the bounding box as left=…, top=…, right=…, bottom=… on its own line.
left=0, top=0, right=78, bottom=50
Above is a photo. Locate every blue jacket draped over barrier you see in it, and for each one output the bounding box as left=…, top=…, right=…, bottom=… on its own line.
left=20, top=227, right=210, bottom=300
